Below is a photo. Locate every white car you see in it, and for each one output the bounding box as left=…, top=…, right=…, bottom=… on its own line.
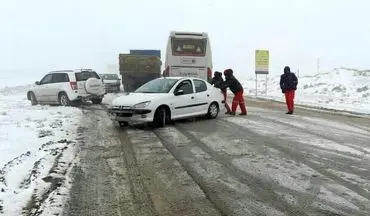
left=108, top=77, right=224, bottom=127
left=27, top=69, right=106, bottom=106
left=100, top=73, right=121, bottom=93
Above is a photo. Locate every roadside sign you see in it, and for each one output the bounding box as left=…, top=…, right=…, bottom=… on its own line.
left=255, top=50, right=269, bottom=74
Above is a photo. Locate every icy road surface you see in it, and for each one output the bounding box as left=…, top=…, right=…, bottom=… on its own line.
left=63, top=97, right=370, bottom=216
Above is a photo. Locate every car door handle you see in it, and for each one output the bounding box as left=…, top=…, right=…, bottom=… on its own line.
left=191, top=96, right=194, bottom=99
left=207, top=94, right=210, bottom=97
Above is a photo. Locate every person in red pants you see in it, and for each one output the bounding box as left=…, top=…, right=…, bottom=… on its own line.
left=280, top=66, right=298, bottom=114
left=223, top=69, right=247, bottom=116
left=211, top=71, right=231, bottom=113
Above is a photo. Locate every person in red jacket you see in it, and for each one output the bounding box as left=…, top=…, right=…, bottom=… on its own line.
left=280, top=66, right=298, bottom=114
left=223, top=69, right=247, bottom=115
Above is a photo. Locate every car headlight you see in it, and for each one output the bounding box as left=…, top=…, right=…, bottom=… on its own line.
left=132, top=101, right=151, bottom=109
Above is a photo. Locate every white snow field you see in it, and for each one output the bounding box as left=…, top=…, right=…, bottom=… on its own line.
left=242, top=68, right=370, bottom=114
left=0, top=83, right=82, bottom=215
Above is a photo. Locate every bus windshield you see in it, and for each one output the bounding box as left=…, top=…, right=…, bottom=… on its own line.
left=171, top=38, right=207, bottom=56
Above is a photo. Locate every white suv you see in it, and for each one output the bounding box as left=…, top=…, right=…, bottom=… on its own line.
left=27, top=69, right=105, bottom=106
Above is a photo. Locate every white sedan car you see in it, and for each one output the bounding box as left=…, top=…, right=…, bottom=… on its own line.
left=108, top=77, right=224, bottom=127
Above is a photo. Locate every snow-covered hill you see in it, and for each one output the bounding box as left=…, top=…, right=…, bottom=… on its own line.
left=242, top=68, right=370, bottom=114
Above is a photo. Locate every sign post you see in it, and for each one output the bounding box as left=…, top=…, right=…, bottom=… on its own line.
left=255, top=50, right=269, bottom=96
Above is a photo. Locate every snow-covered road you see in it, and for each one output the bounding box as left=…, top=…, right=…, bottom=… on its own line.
left=1, top=84, right=369, bottom=216
left=63, top=97, right=370, bottom=216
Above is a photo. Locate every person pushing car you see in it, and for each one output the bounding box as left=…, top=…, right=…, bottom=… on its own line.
left=211, top=71, right=231, bottom=114
left=223, top=69, right=247, bottom=116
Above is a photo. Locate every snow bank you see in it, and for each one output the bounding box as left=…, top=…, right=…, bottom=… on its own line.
left=242, top=68, right=370, bottom=114
left=0, top=86, right=81, bottom=215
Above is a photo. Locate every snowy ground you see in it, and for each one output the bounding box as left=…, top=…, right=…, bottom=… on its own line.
left=242, top=68, right=370, bottom=114
left=0, top=67, right=369, bottom=215
left=0, top=85, right=82, bottom=215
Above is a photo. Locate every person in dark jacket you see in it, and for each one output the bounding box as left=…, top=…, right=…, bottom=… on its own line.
left=280, top=66, right=298, bottom=114
left=210, top=71, right=224, bottom=88
left=223, top=69, right=247, bottom=115
left=211, top=71, right=231, bottom=113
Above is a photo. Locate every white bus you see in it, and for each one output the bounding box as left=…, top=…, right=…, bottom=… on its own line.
left=163, top=31, right=213, bottom=83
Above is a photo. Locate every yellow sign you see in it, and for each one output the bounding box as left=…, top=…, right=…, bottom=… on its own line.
left=255, top=50, right=269, bottom=74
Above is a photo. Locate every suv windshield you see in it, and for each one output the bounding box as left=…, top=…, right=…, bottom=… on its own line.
left=135, top=78, right=179, bottom=93
left=100, top=74, right=119, bottom=80
left=75, top=71, right=100, bottom=81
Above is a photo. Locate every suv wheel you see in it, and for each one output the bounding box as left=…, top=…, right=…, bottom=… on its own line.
left=59, top=93, right=71, bottom=106
left=91, top=98, right=103, bottom=104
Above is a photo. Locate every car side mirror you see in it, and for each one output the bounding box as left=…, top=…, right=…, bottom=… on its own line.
left=174, top=89, right=184, bottom=96
left=35, top=81, right=41, bottom=85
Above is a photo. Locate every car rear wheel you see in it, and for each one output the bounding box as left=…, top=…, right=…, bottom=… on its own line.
left=91, top=98, right=103, bottom=104
left=59, top=93, right=71, bottom=106
left=29, top=92, right=38, bottom=106
left=207, top=102, right=219, bottom=119
left=154, top=107, right=167, bottom=127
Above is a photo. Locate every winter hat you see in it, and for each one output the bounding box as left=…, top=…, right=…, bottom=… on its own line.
left=224, top=69, right=233, bottom=76
left=284, top=66, right=291, bottom=74
left=214, top=71, right=222, bottom=77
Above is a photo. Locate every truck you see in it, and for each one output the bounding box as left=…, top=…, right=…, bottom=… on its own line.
left=129, top=49, right=161, bottom=58
left=119, top=50, right=162, bottom=92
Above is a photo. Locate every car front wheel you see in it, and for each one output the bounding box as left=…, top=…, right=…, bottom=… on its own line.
left=153, top=107, right=167, bottom=127
left=207, top=102, right=219, bottom=119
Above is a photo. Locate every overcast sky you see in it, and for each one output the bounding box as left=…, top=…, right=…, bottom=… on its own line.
left=0, top=0, right=369, bottom=80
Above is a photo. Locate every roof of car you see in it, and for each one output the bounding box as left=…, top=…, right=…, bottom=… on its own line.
left=159, top=76, right=205, bottom=80
left=48, top=69, right=97, bottom=74
left=48, top=70, right=74, bottom=74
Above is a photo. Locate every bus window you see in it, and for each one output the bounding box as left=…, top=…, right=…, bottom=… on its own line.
left=171, top=38, right=207, bottom=56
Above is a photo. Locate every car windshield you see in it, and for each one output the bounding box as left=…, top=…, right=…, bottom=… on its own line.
left=135, top=78, right=179, bottom=93
left=100, top=74, right=119, bottom=80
